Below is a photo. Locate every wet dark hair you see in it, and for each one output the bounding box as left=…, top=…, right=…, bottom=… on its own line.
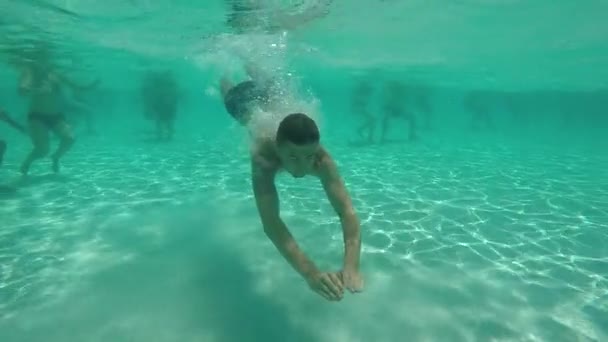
left=276, top=113, right=320, bottom=146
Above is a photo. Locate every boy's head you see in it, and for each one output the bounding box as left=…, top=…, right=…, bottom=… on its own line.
left=275, top=113, right=320, bottom=178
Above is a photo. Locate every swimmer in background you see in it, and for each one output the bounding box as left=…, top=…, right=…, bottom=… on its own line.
left=66, top=79, right=101, bottom=136
left=0, top=108, right=27, bottom=167
left=141, top=70, right=180, bottom=142
left=351, top=80, right=376, bottom=144
left=225, top=0, right=332, bottom=34
left=11, top=45, right=98, bottom=175
left=220, top=64, right=364, bottom=302
left=380, top=81, right=418, bottom=142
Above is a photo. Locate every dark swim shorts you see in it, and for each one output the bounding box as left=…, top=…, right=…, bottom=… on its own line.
left=223, top=80, right=270, bottom=126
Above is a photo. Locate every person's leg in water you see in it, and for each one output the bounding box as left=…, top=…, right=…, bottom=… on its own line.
left=20, top=118, right=50, bottom=175
left=163, top=104, right=177, bottom=141
left=380, top=88, right=394, bottom=143
left=351, top=81, right=376, bottom=143
left=467, top=103, right=482, bottom=130
left=155, top=114, right=164, bottom=141
left=0, top=139, right=18, bottom=192
left=0, top=139, right=6, bottom=166
left=165, top=109, right=176, bottom=141
left=156, top=113, right=175, bottom=141
left=380, top=109, right=393, bottom=143
left=1, top=110, right=26, bottom=169
left=405, top=112, right=418, bottom=141
left=49, top=119, right=75, bottom=173
left=152, top=108, right=167, bottom=141
left=381, top=108, right=418, bottom=142
left=356, top=99, right=376, bottom=143
left=414, top=89, right=433, bottom=130
left=166, top=118, right=175, bottom=141
left=356, top=113, right=376, bottom=143
left=381, top=81, right=411, bottom=143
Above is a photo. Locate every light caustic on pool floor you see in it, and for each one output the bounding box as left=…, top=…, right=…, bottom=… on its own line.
left=0, top=139, right=607, bottom=341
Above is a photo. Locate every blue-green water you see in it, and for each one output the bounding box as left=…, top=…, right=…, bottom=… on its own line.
left=1, top=1, right=607, bottom=341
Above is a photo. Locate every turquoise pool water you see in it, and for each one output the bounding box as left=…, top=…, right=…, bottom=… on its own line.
left=1, top=1, right=608, bottom=341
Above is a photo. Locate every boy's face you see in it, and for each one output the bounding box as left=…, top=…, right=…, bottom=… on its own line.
left=277, top=141, right=319, bottom=178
